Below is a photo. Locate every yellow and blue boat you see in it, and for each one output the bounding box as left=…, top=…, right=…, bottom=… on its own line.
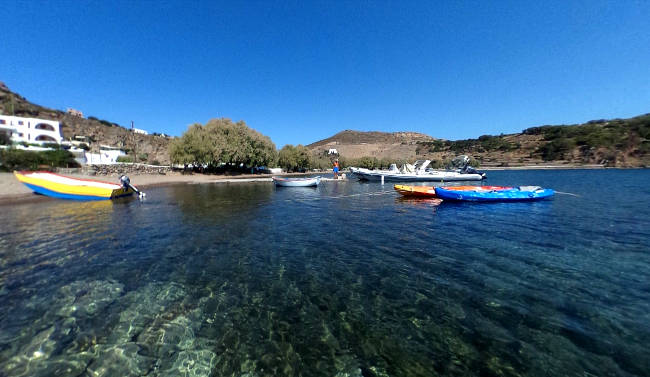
left=14, top=171, right=138, bottom=201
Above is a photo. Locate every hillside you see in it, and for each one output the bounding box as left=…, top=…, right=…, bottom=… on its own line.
left=308, top=130, right=435, bottom=160
left=308, top=115, right=650, bottom=168
left=0, top=82, right=171, bottom=164
left=3, top=81, right=648, bottom=168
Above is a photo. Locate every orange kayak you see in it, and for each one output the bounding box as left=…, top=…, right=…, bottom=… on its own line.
left=394, top=185, right=513, bottom=198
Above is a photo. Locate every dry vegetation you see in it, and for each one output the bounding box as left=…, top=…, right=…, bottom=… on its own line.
left=307, top=116, right=650, bottom=168
left=0, top=83, right=171, bottom=164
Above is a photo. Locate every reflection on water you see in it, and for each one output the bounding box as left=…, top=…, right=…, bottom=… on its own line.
left=172, top=183, right=274, bottom=224
left=1, top=171, right=650, bottom=376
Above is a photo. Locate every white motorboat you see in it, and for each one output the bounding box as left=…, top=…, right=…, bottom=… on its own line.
left=272, top=176, right=321, bottom=187
left=350, top=158, right=486, bottom=182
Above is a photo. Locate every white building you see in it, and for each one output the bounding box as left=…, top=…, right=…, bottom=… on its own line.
left=66, top=108, right=84, bottom=118
left=85, top=145, right=127, bottom=165
left=132, top=128, right=148, bottom=135
left=0, top=115, right=63, bottom=144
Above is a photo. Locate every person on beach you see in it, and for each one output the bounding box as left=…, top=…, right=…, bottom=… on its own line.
left=333, top=159, right=340, bottom=179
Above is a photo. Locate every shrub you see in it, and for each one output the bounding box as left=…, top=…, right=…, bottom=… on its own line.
left=0, top=131, right=10, bottom=145
left=537, top=139, right=575, bottom=161
left=117, top=155, right=134, bottom=163
left=42, top=143, right=61, bottom=150
left=0, top=149, right=79, bottom=171
left=416, top=140, right=446, bottom=154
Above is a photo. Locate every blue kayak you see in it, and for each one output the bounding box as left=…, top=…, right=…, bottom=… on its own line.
left=434, top=186, right=555, bottom=202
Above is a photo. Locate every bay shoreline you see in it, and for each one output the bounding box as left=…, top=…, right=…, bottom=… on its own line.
left=0, top=164, right=623, bottom=205
left=0, top=171, right=285, bottom=205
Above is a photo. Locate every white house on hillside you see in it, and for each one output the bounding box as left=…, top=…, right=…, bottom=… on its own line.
left=66, top=108, right=84, bottom=118
left=0, top=115, right=63, bottom=144
left=84, top=144, right=127, bottom=165
left=132, top=128, right=148, bottom=135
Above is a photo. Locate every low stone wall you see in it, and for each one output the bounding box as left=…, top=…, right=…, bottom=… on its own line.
left=80, top=163, right=172, bottom=176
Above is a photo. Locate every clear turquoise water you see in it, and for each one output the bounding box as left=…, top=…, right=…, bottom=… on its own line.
left=0, top=169, right=649, bottom=376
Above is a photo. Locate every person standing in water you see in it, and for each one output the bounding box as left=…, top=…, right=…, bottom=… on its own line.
left=333, top=159, right=340, bottom=179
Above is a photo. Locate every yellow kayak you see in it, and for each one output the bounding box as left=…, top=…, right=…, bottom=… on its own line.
left=394, top=184, right=438, bottom=198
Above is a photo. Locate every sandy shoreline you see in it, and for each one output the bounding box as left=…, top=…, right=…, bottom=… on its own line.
left=0, top=171, right=296, bottom=205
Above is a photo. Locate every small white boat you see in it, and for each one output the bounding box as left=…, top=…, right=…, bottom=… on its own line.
left=272, top=176, right=321, bottom=187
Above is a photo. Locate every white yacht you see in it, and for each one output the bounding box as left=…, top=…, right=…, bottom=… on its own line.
left=350, top=157, right=486, bottom=182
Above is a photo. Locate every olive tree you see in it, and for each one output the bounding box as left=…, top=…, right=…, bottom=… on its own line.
left=278, top=144, right=312, bottom=172
left=169, top=118, right=277, bottom=169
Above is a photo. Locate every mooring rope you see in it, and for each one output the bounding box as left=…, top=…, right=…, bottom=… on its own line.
left=286, top=190, right=395, bottom=202
left=554, top=191, right=580, bottom=197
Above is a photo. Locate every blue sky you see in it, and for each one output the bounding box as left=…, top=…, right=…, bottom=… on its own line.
left=1, top=1, right=649, bottom=147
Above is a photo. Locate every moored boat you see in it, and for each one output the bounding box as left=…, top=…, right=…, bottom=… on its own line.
left=272, top=176, right=321, bottom=187
left=14, top=171, right=141, bottom=200
left=394, top=184, right=438, bottom=198
left=351, top=158, right=486, bottom=182
left=434, top=186, right=555, bottom=202
left=394, top=184, right=511, bottom=198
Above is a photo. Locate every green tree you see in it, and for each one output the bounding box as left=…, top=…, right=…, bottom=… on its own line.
left=278, top=144, right=312, bottom=172
left=169, top=118, right=277, bottom=169
left=169, top=123, right=212, bottom=167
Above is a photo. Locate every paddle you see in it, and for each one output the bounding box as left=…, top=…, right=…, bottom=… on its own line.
left=120, top=175, right=146, bottom=198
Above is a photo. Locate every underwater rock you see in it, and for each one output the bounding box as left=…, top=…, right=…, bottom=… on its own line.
left=158, top=349, right=217, bottom=377
left=107, top=282, right=188, bottom=345
left=137, top=315, right=196, bottom=358
left=86, top=343, right=154, bottom=377
left=1, top=280, right=125, bottom=377
left=55, top=280, right=124, bottom=318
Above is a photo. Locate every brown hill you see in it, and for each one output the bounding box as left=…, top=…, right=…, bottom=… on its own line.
left=308, top=130, right=435, bottom=160
left=0, top=82, right=171, bottom=164
left=308, top=115, right=650, bottom=168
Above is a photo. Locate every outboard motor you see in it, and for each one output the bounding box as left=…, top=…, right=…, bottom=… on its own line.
left=120, top=175, right=131, bottom=189
left=119, top=175, right=145, bottom=198
left=462, top=166, right=487, bottom=179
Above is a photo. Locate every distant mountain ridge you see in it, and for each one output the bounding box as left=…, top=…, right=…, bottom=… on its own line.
left=308, top=130, right=435, bottom=147
left=308, top=115, right=650, bottom=167
left=0, top=82, right=171, bottom=164
left=2, top=81, right=648, bottom=168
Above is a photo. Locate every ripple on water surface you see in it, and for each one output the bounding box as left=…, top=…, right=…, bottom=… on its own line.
left=1, top=170, right=649, bottom=376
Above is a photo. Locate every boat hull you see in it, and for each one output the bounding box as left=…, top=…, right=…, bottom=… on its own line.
left=394, top=185, right=511, bottom=198
left=272, top=176, right=321, bottom=187
left=434, top=186, right=555, bottom=202
left=394, top=185, right=438, bottom=197
left=14, top=171, right=135, bottom=200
